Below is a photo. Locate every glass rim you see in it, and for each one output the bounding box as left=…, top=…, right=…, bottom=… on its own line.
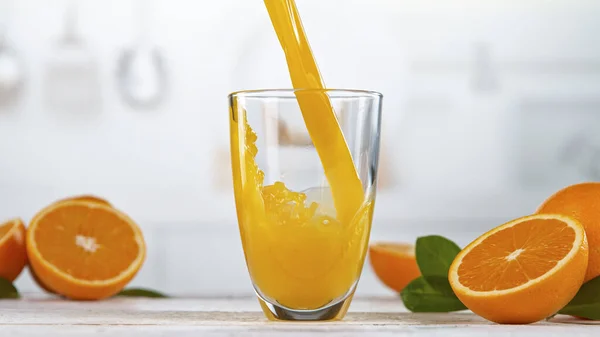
left=229, top=88, right=383, bottom=99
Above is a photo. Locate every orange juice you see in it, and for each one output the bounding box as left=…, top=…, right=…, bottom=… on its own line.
left=231, top=115, right=373, bottom=309
left=262, top=0, right=364, bottom=224
left=230, top=0, right=373, bottom=310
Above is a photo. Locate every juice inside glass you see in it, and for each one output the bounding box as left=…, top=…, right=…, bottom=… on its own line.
left=229, top=89, right=383, bottom=320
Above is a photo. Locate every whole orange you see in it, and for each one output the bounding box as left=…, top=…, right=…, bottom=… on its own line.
left=537, top=182, right=600, bottom=282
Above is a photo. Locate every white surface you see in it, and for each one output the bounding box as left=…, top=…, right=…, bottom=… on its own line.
left=0, top=296, right=596, bottom=336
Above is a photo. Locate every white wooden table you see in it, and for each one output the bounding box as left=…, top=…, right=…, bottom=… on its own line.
left=0, top=295, right=596, bottom=336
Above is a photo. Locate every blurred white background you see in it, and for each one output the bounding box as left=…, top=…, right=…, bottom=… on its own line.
left=1, top=0, right=600, bottom=296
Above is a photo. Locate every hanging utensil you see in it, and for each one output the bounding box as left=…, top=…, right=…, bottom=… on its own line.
left=116, top=0, right=167, bottom=110
left=0, top=0, right=24, bottom=109
left=43, top=0, right=102, bottom=114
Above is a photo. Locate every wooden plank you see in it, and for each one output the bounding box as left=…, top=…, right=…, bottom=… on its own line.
left=0, top=296, right=596, bottom=336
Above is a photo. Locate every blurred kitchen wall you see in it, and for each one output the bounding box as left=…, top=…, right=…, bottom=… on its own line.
left=1, top=0, right=600, bottom=296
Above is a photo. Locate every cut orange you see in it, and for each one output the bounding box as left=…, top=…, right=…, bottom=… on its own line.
left=0, top=218, right=27, bottom=282
left=29, top=267, right=55, bottom=294
left=536, top=182, right=600, bottom=282
left=369, top=242, right=420, bottom=292
left=26, top=200, right=145, bottom=300
left=449, top=214, right=588, bottom=324
left=29, top=195, right=113, bottom=294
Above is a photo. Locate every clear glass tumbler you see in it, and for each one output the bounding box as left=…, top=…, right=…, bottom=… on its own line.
left=229, top=89, right=383, bottom=321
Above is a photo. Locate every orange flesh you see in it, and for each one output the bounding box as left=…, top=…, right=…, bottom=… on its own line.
left=458, top=218, right=575, bottom=291
left=33, top=204, right=140, bottom=281
left=374, top=243, right=415, bottom=256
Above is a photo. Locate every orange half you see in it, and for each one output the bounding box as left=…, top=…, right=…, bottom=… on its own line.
left=26, top=200, right=145, bottom=300
left=29, top=195, right=113, bottom=294
left=0, top=218, right=27, bottom=282
left=369, top=242, right=420, bottom=292
left=449, top=214, right=588, bottom=324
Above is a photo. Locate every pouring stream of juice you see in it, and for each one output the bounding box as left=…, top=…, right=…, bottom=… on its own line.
left=263, top=0, right=364, bottom=224
left=231, top=0, right=373, bottom=309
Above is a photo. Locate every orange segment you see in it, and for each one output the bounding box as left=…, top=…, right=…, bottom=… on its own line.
left=369, top=242, right=420, bottom=292
left=26, top=201, right=145, bottom=300
left=0, top=218, right=27, bottom=282
left=536, top=182, right=600, bottom=282
left=449, top=214, right=588, bottom=324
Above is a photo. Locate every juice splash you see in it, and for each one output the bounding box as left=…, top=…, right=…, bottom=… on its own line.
left=230, top=0, right=373, bottom=310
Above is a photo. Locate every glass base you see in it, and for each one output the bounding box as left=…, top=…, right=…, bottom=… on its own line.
left=257, top=291, right=355, bottom=321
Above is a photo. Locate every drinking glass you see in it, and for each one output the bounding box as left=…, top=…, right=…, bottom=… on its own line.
left=229, top=89, right=383, bottom=321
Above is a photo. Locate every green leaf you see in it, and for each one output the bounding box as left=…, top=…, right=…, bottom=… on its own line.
left=559, top=276, right=600, bottom=320
left=400, top=276, right=467, bottom=312
left=423, top=275, right=457, bottom=296
left=416, top=235, right=462, bottom=279
left=116, top=288, right=169, bottom=298
left=0, top=278, right=19, bottom=299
